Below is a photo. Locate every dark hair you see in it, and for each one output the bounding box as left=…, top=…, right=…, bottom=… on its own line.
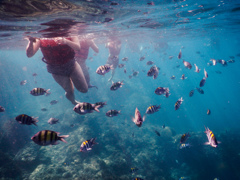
left=39, top=19, right=82, bottom=38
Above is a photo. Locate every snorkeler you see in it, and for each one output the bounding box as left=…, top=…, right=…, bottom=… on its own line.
left=26, top=19, right=88, bottom=105
left=105, top=36, right=121, bottom=82
left=75, top=36, right=99, bottom=89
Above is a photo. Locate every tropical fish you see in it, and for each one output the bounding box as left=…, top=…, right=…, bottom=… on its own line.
left=32, top=73, right=37, bottom=76
left=178, top=49, right=182, bottom=59
left=183, top=60, right=192, bottom=69
left=194, top=64, right=200, bottom=73
left=106, top=110, right=121, bottom=117
left=130, top=167, right=139, bottom=173
left=146, top=105, right=161, bottom=114
left=20, top=80, right=27, bottom=85
left=48, top=118, right=59, bottom=125
left=218, top=59, right=227, bottom=66
left=210, top=59, right=217, bottom=66
left=154, top=130, right=161, bottom=136
left=189, top=90, right=194, bottom=97
left=204, top=68, right=208, bottom=78
left=132, top=178, right=144, bottom=180
left=169, top=56, right=174, bottom=59
left=170, top=75, right=176, bottom=80
left=204, top=126, right=219, bottom=148
left=96, top=64, right=113, bottom=75
left=94, top=102, right=107, bottom=109
left=30, top=88, right=50, bottom=96
left=0, top=106, right=5, bottom=112
left=15, top=114, right=38, bottom=126
left=180, top=74, right=187, bottom=80
left=179, top=176, right=190, bottom=180
left=118, top=64, right=125, bottom=68
left=122, top=57, right=128, bottom=61
left=31, top=130, right=69, bottom=146
left=207, top=109, right=211, bottom=115
left=227, top=59, right=235, bottom=63
left=147, top=65, right=159, bottom=79
left=162, top=124, right=165, bottom=129
left=196, top=87, right=204, bottom=94
left=165, top=91, right=171, bottom=98
left=155, top=87, right=169, bottom=96
left=110, top=81, right=124, bottom=91
left=200, top=77, right=206, bottom=87
left=146, top=61, right=154, bottom=65
left=124, top=68, right=127, bottom=73
left=180, top=133, right=190, bottom=144
left=139, top=56, right=145, bottom=61
left=132, top=71, right=139, bottom=77
left=132, top=107, right=145, bottom=127
left=80, top=138, right=97, bottom=152
left=180, top=143, right=190, bottom=149
left=175, top=97, right=183, bottom=110
left=50, top=100, right=58, bottom=105
left=73, top=102, right=100, bottom=115
left=41, top=108, right=47, bottom=111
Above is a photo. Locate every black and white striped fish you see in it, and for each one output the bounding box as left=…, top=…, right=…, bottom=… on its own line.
left=15, top=114, right=38, bottom=126
left=73, top=102, right=100, bottom=115
left=80, top=138, right=97, bottom=152
left=106, top=110, right=121, bottom=117
left=110, top=81, right=124, bottom=91
left=31, top=130, right=69, bottom=146
left=146, top=105, right=161, bottom=114
left=175, top=97, right=183, bottom=110
left=30, top=88, right=50, bottom=96
left=96, top=64, right=113, bottom=75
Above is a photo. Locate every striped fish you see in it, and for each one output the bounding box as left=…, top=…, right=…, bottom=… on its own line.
left=175, top=97, right=183, bottom=110
left=146, top=105, right=160, bottom=114
left=73, top=102, right=100, bottom=115
left=31, top=130, right=69, bottom=146
left=96, top=64, right=113, bottom=75
left=30, top=88, right=50, bottom=96
left=80, top=138, right=97, bottom=152
left=94, top=102, right=107, bottom=109
left=204, top=126, right=219, bottom=148
left=110, top=81, right=124, bottom=91
left=15, top=114, right=38, bottom=126
left=106, top=110, right=121, bottom=117
left=180, top=133, right=190, bottom=144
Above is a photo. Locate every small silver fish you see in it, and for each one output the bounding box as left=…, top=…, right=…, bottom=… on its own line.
left=20, top=80, right=27, bottom=85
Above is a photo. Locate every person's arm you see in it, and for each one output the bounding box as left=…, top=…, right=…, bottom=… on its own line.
left=90, top=40, right=99, bottom=53
left=26, top=37, right=40, bottom=58
left=64, top=36, right=80, bottom=51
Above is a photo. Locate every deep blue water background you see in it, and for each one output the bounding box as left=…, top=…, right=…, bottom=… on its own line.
left=0, top=0, right=240, bottom=179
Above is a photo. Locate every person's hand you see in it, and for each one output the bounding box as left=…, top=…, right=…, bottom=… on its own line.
left=25, top=36, right=37, bottom=43
left=56, top=37, right=66, bottom=44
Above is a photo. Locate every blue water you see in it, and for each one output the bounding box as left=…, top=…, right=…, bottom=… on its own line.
left=0, top=0, right=240, bottom=179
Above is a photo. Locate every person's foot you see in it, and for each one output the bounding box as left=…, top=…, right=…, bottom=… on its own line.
left=88, top=84, right=98, bottom=89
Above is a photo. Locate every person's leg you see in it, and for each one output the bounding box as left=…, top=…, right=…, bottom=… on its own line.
left=52, top=74, right=78, bottom=105
left=71, top=62, right=88, bottom=93
left=79, top=61, right=90, bottom=86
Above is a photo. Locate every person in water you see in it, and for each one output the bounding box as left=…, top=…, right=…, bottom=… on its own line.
left=75, top=36, right=99, bottom=89
left=105, top=36, right=121, bottom=82
left=26, top=20, right=88, bottom=105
